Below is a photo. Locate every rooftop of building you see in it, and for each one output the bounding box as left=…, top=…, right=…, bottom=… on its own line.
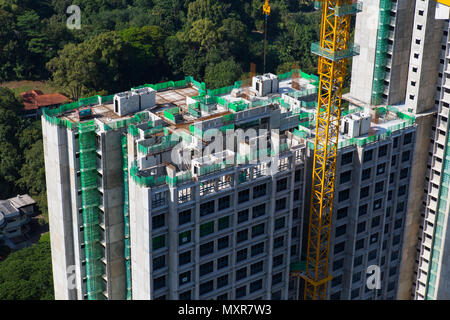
left=21, top=90, right=71, bottom=110
left=42, top=69, right=417, bottom=188
left=0, top=195, right=35, bottom=221
left=293, top=93, right=417, bottom=150
left=0, top=200, right=18, bottom=217
left=8, top=194, right=36, bottom=209
left=42, top=71, right=319, bottom=128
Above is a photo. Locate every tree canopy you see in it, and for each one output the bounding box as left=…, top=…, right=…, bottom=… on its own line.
left=0, top=0, right=321, bottom=94
left=0, top=87, right=47, bottom=217
left=0, top=233, right=54, bottom=300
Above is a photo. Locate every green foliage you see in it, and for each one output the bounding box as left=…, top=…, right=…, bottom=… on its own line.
left=47, top=31, right=128, bottom=100
left=0, top=88, right=47, bottom=217
left=1, top=0, right=328, bottom=87
left=18, top=139, right=47, bottom=219
left=0, top=233, right=54, bottom=300
left=205, top=59, right=243, bottom=90
left=120, top=26, right=168, bottom=86
left=0, top=88, right=23, bottom=197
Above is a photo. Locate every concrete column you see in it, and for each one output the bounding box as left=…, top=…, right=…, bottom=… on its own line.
left=168, top=186, right=178, bottom=299
left=42, top=119, right=76, bottom=300
left=398, top=112, right=436, bottom=299
left=265, top=173, right=276, bottom=299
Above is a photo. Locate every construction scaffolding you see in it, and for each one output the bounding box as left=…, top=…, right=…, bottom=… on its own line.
left=371, top=0, right=392, bottom=105
left=78, top=121, right=104, bottom=300
left=131, top=76, right=206, bottom=93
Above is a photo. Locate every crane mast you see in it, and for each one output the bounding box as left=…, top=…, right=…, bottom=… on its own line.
left=302, top=0, right=357, bottom=300
left=436, top=0, right=450, bottom=6
left=263, top=0, right=271, bottom=73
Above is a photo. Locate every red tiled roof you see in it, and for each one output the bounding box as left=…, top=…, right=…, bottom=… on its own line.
left=21, top=90, right=71, bottom=110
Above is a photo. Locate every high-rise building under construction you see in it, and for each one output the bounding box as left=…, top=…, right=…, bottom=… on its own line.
left=42, top=0, right=450, bottom=301
left=43, top=65, right=417, bottom=300
left=347, top=0, right=450, bottom=300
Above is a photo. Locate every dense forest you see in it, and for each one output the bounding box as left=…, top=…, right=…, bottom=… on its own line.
left=0, top=0, right=320, bottom=99
left=0, top=233, right=54, bottom=300
left=0, top=87, right=46, bottom=215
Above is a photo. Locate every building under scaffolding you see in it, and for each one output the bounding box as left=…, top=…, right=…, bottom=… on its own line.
left=43, top=67, right=416, bottom=300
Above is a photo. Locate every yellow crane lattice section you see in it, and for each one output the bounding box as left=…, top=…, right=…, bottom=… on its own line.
left=302, top=0, right=356, bottom=300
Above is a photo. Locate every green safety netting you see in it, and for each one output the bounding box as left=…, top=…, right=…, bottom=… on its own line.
left=166, top=172, right=193, bottom=187
left=294, top=129, right=309, bottom=139
left=306, top=105, right=415, bottom=151
left=222, top=113, right=235, bottom=123
left=287, top=87, right=318, bottom=99
left=207, top=85, right=235, bottom=97
left=44, top=77, right=205, bottom=130
left=144, top=125, right=164, bottom=136
left=78, top=121, right=104, bottom=300
left=220, top=124, right=235, bottom=132
left=371, top=0, right=392, bottom=105
left=301, top=101, right=318, bottom=109
left=164, top=107, right=179, bottom=122
left=121, top=135, right=132, bottom=300
left=279, top=143, right=289, bottom=153
left=138, top=135, right=181, bottom=155
left=248, top=148, right=271, bottom=161
left=132, top=76, right=205, bottom=93
left=299, top=121, right=314, bottom=129
left=229, top=101, right=249, bottom=112
left=128, top=125, right=139, bottom=137
left=101, top=95, right=115, bottom=104
left=426, top=119, right=450, bottom=299
left=341, top=106, right=364, bottom=117
left=173, top=130, right=193, bottom=144
left=189, top=125, right=204, bottom=139
left=188, top=107, right=200, bottom=118
left=335, top=2, right=363, bottom=16
left=199, top=162, right=232, bottom=176
left=311, top=42, right=360, bottom=62
left=129, top=161, right=167, bottom=187
left=104, top=112, right=149, bottom=131
left=278, top=69, right=320, bottom=86
left=299, top=112, right=313, bottom=120
left=376, top=107, right=388, bottom=116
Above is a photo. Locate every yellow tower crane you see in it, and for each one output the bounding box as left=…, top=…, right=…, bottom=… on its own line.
left=298, top=0, right=446, bottom=301
left=263, top=0, right=271, bottom=73
left=300, top=0, right=360, bottom=300
left=436, top=0, right=450, bottom=6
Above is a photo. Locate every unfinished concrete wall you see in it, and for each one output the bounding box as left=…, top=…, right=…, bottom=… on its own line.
left=405, top=0, right=443, bottom=114
left=350, top=0, right=380, bottom=104
left=351, top=0, right=416, bottom=106
left=66, top=128, right=84, bottom=300
left=102, top=130, right=126, bottom=299
left=129, top=176, right=152, bottom=299
left=114, top=92, right=140, bottom=117
left=42, top=118, right=76, bottom=300
left=386, top=0, right=416, bottom=105
left=436, top=204, right=450, bottom=299
left=398, top=113, right=435, bottom=299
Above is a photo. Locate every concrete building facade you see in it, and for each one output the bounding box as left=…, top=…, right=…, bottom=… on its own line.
left=350, top=0, right=416, bottom=106
left=413, top=5, right=450, bottom=299
left=42, top=73, right=316, bottom=300
left=347, top=0, right=449, bottom=300
left=43, top=61, right=422, bottom=300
